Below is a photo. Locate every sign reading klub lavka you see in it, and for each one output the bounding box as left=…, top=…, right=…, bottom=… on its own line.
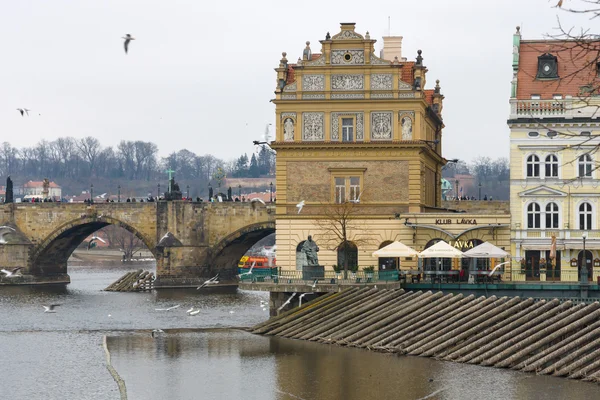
left=435, top=218, right=477, bottom=225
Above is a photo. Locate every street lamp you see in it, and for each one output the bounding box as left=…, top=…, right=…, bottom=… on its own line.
left=581, top=231, right=589, bottom=284
left=90, top=184, right=94, bottom=204
left=157, top=183, right=161, bottom=198
left=118, top=185, right=121, bottom=203
left=478, top=182, right=482, bottom=201
left=238, top=184, right=242, bottom=198
left=455, top=179, right=459, bottom=200
left=270, top=182, right=273, bottom=203
left=186, top=185, right=190, bottom=199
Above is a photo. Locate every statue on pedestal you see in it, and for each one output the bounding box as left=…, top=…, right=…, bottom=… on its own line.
left=301, top=235, right=320, bottom=266
left=5, top=176, right=13, bottom=203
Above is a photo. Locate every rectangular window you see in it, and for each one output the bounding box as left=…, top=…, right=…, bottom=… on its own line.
left=335, top=177, right=346, bottom=203
left=342, top=118, right=354, bottom=142
left=349, top=177, right=360, bottom=201
left=531, top=94, right=541, bottom=100
left=334, top=176, right=362, bottom=203
left=552, top=94, right=563, bottom=100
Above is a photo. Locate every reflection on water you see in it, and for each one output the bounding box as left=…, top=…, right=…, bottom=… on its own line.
left=1, top=265, right=600, bottom=400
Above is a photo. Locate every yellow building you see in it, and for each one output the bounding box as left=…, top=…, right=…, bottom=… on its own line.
left=508, top=28, right=600, bottom=282
left=271, top=22, right=510, bottom=273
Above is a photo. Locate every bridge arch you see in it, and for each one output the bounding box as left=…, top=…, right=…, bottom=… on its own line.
left=30, top=215, right=156, bottom=276
left=210, top=221, right=275, bottom=274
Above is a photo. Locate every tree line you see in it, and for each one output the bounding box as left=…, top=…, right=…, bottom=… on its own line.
left=0, top=137, right=275, bottom=194
left=443, top=156, right=510, bottom=200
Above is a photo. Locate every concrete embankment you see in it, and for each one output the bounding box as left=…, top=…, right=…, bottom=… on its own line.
left=251, top=288, right=600, bottom=383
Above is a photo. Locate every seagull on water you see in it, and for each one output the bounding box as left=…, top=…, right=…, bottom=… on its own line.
left=43, top=304, right=60, bottom=313
left=122, top=34, right=135, bottom=54
left=1, top=267, right=23, bottom=278
left=189, top=309, right=200, bottom=316
left=296, top=200, right=305, bottom=214
left=16, top=108, right=30, bottom=117
left=155, top=304, right=180, bottom=311
left=197, top=273, right=219, bottom=290
left=151, top=329, right=164, bottom=338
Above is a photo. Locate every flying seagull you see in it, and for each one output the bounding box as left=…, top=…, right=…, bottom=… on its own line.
left=16, top=108, right=30, bottom=117
left=155, top=304, right=181, bottom=311
left=237, top=262, right=256, bottom=279
left=87, top=235, right=106, bottom=250
left=277, top=292, right=297, bottom=312
left=1, top=267, right=23, bottom=277
left=122, top=34, right=135, bottom=54
left=296, top=200, right=305, bottom=214
left=43, top=304, right=60, bottom=313
left=196, top=273, right=219, bottom=290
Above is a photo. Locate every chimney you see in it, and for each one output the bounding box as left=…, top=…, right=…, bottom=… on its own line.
left=381, top=36, right=404, bottom=61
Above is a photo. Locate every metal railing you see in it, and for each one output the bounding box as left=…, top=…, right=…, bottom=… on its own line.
left=238, top=268, right=399, bottom=285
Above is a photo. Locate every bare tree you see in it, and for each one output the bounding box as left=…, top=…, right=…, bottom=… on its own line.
left=100, top=225, right=146, bottom=261
left=314, top=200, right=374, bottom=277
left=77, top=136, right=101, bottom=176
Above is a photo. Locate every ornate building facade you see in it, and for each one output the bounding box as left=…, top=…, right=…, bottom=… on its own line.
left=508, top=27, right=600, bottom=282
left=271, top=23, right=510, bottom=272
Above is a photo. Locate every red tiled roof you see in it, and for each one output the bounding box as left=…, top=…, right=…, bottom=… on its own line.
left=424, top=89, right=434, bottom=105
left=517, top=40, right=600, bottom=99
left=311, top=53, right=321, bottom=60
left=400, top=62, right=415, bottom=85
left=23, top=180, right=61, bottom=188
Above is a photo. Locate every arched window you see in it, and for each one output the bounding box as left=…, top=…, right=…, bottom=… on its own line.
left=579, top=202, right=593, bottom=230
left=579, top=154, right=593, bottom=177
left=377, top=241, right=398, bottom=270
left=526, top=155, right=540, bottom=178
left=337, top=241, right=358, bottom=270
left=295, top=241, right=307, bottom=270
left=545, top=155, right=558, bottom=177
left=527, top=202, right=541, bottom=228
left=545, top=202, right=559, bottom=229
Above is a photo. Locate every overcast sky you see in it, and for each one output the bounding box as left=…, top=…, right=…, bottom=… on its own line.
left=1, top=0, right=590, bottom=164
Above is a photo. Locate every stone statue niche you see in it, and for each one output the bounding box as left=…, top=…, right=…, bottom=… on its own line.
left=284, top=118, right=295, bottom=141
left=42, top=178, right=50, bottom=199
left=5, top=176, right=13, bottom=203
left=301, top=235, right=320, bottom=266
left=401, top=117, right=413, bottom=140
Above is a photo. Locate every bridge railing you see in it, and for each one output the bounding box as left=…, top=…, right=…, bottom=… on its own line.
left=239, top=269, right=399, bottom=284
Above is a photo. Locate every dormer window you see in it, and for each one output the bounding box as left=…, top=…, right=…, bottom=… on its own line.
left=537, top=53, right=558, bottom=79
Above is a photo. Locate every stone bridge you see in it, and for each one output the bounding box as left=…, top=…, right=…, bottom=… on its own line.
left=0, top=201, right=275, bottom=286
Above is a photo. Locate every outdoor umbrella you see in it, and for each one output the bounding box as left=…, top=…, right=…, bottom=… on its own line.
left=418, top=241, right=464, bottom=258
left=463, top=242, right=509, bottom=258
left=372, top=241, right=419, bottom=258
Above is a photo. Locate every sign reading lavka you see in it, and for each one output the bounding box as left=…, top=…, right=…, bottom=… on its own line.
left=435, top=218, right=477, bottom=225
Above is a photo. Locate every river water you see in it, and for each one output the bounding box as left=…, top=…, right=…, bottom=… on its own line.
left=1, top=265, right=599, bottom=400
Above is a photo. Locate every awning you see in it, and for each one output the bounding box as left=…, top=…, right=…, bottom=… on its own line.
left=372, top=241, right=419, bottom=258
left=564, top=242, right=600, bottom=250
left=463, top=242, right=510, bottom=258
left=419, top=241, right=464, bottom=258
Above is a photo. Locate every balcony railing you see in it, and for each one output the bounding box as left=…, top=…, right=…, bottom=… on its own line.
left=238, top=268, right=399, bottom=285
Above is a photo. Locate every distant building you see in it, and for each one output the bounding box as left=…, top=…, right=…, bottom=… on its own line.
left=508, top=27, right=600, bottom=282
left=21, top=180, right=62, bottom=199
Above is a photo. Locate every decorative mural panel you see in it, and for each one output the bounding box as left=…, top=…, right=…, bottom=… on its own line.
left=371, top=112, right=393, bottom=140
left=302, top=75, right=325, bottom=91
left=331, top=93, right=365, bottom=99
left=302, top=94, right=326, bottom=99
left=331, top=112, right=364, bottom=141
left=331, top=50, right=365, bottom=65
left=398, top=80, right=412, bottom=90
left=283, top=82, right=297, bottom=92
left=398, top=92, right=415, bottom=98
left=371, top=93, right=393, bottom=99
left=370, top=74, right=393, bottom=90
left=302, top=112, right=324, bottom=141
left=331, top=74, right=364, bottom=91
left=281, top=94, right=297, bottom=99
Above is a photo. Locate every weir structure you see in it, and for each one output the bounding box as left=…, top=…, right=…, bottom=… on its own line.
left=252, top=288, right=600, bottom=383
left=0, top=201, right=274, bottom=287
